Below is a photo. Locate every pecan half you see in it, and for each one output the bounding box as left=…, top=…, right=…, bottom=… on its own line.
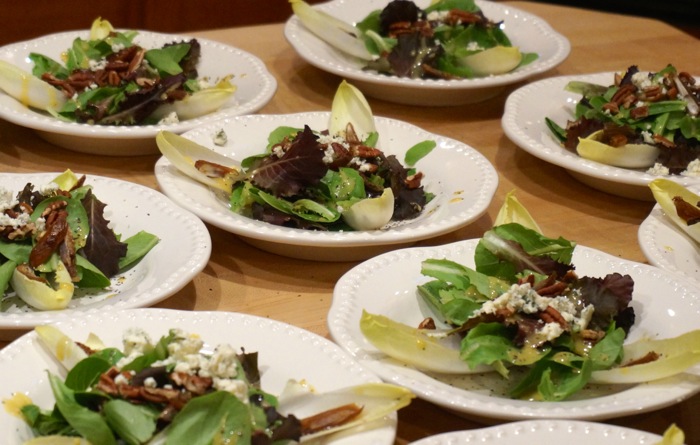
left=29, top=209, right=68, bottom=268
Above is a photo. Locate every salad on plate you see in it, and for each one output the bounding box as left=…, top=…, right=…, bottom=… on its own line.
left=291, top=0, right=538, bottom=80
left=0, top=170, right=159, bottom=311
left=0, top=18, right=236, bottom=126
left=6, top=324, right=413, bottom=445
left=157, top=80, right=435, bottom=231
left=360, top=193, right=700, bottom=401
left=545, top=64, right=700, bottom=176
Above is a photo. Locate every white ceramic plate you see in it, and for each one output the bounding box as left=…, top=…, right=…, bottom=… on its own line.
left=154, top=112, right=498, bottom=262
left=502, top=72, right=700, bottom=200
left=329, top=239, right=700, bottom=420
left=0, top=308, right=396, bottom=445
left=410, top=420, right=667, bottom=444
left=0, top=30, right=277, bottom=155
left=0, top=173, right=211, bottom=329
left=284, top=0, right=570, bottom=106
left=639, top=184, right=700, bottom=287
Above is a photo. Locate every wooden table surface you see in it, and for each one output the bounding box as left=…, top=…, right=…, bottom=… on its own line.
left=1, top=1, right=698, bottom=443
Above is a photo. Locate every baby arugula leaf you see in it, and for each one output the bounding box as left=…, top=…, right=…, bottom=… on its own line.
left=166, top=391, right=252, bottom=445
left=48, top=373, right=116, bottom=445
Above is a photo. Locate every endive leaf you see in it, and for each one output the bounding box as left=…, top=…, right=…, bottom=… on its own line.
left=493, top=190, right=542, bottom=233
left=90, top=17, right=115, bottom=40
left=150, top=77, right=236, bottom=121
left=290, top=0, right=373, bottom=61
left=360, top=310, right=487, bottom=374
left=577, top=130, right=659, bottom=168
left=51, top=169, right=81, bottom=191
left=0, top=60, right=66, bottom=111
left=654, top=424, right=685, bottom=445
left=329, top=80, right=376, bottom=141
left=590, top=329, right=700, bottom=384
left=156, top=131, right=244, bottom=193
left=11, top=261, right=75, bottom=311
left=34, top=325, right=88, bottom=371
left=342, top=187, right=394, bottom=230
left=459, top=46, right=522, bottom=77
left=278, top=379, right=414, bottom=440
left=649, top=178, right=700, bottom=244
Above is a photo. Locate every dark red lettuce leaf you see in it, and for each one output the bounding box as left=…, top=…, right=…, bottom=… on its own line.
left=385, top=33, right=442, bottom=78
left=379, top=154, right=427, bottom=220
left=250, top=125, right=328, bottom=198
left=656, top=134, right=700, bottom=174
left=577, top=273, right=635, bottom=334
left=251, top=203, right=328, bottom=230
left=80, top=189, right=128, bottom=277
left=379, top=0, right=423, bottom=34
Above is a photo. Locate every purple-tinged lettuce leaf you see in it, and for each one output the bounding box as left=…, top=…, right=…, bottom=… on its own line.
left=80, top=190, right=127, bottom=277
left=250, top=125, right=328, bottom=198
left=576, top=273, right=635, bottom=333
left=379, top=154, right=426, bottom=220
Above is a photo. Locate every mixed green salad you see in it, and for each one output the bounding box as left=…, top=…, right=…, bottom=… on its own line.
left=157, top=80, right=435, bottom=231
left=546, top=64, right=700, bottom=175
left=8, top=325, right=412, bottom=445
left=0, top=170, right=159, bottom=311
left=291, top=0, right=538, bottom=79
left=0, top=18, right=235, bottom=125
left=361, top=193, right=700, bottom=401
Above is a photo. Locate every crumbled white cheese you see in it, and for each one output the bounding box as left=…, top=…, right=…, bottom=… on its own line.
left=272, top=145, right=285, bottom=158
left=39, top=181, right=59, bottom=195
left=349, top=157, right=373, bottom=172
left=539, top=322, right=564, bottom=342
left=0, top=212, right=32, bottom=228
left=198, top=78, right=212, bottom=90
left=576, top=304, right=594, bottom=332
left=213, top=129, right=227, bottom=146
left=34, top=217, right=46, bottom=233
left=0, top=187, right=17, bottom=211
left=204, top=344, right=240, bottom=379
left=681, top=158, right=700, bottom=176
left=116, top=328, right=153, bottom=369
left=123, top=328, right=152, bottom=355
left=212, top=377, right=248, bottom=401
left=641, top=130, right=655, bottom=144
left=631, top=72, right=653, bottom=90
left=475, top=283, right=593, bottom=339
left=168, top=329, right=204, bottom=359
left=144, top=377, right=157, bottom=388
left=322, top=146, right=335, bottom=164
left=647, top=162, right=670, bottom=176
left=426, top=10, right=449, bottom=21
left=88, top=59, right=108, bottom=71
left=111, top=43, right=125, bottom=53
left=114, top=374, right=129, bottom=386
left=466, top=41, right=484, bottom=52
left=158, top=112, right=180, bottom=125
left=317, top=134, right=349, bottom=149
